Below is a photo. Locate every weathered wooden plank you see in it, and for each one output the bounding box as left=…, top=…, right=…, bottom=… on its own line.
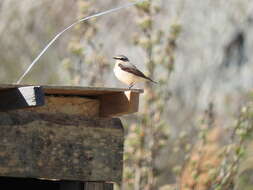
left=84, top=182, right=113, bottom=190
left=0, top=111, right=123, bottom=183
left=31, top=96, right=99, bottom=117
left=43, top=85, right=143, bottom=96
left=0, top=86, right=44, bottom=111
left=0, top=84, right=142, bottom=116
left=99, top=91, right=139, bottom=117
left=0, top=84, right=143, bottom=96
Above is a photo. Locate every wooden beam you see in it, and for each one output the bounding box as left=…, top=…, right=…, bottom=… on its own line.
left=0, top=86, right=44, bottom=111
left=99, top=91, right=139, bottom=117
left=0, top=111, right=123, bottom=183
left=0, top=84, right=143, bottom=96
left=0, top=84, right=142, bottom=117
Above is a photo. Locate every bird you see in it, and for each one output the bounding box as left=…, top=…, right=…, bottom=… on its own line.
left=113, top=55, right=157, bottom=89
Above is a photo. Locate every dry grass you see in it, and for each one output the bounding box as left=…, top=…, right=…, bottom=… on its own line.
left=180, top=127, right=224, bottom=190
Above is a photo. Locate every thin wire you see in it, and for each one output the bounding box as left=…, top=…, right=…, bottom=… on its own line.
left=16, top=0, right=149, bottom=84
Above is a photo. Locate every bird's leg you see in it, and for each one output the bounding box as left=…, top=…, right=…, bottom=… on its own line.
left=128, top=83, right=134, bottom=89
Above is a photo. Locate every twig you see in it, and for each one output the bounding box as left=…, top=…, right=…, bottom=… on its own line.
left=15, top=0, right=150, bottom=84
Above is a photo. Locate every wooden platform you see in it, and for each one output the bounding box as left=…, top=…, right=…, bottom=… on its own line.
left=0, top=84, right=143, bottom=117
left=0, top=84, right=143, bottom=189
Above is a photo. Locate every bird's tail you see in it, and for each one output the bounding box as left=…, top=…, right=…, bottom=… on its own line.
left=146, top=77, right=158, bottom=84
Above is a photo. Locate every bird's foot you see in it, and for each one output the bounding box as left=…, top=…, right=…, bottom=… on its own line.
left=128, top=83, right=134, bottom=89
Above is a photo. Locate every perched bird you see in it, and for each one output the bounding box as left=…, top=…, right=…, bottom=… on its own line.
left=113, top=55, right=157, bottom=89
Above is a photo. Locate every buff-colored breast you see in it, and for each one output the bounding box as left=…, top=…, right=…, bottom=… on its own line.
left=114, top=63, right=143, bottom=86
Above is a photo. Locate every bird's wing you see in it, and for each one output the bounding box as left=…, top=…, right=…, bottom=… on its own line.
left=127, top=62, right=138, bottom=69
left=118, top=63, right=154, bottom=82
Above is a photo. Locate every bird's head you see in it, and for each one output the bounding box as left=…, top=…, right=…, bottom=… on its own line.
left=113, top=55, right=130, bottom=63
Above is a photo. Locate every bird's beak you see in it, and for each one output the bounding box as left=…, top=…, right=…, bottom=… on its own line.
left=113, top=56, right=117, bottom=60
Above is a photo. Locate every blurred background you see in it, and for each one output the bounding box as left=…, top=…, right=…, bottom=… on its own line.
left=1, top=0, right=253, bottom=189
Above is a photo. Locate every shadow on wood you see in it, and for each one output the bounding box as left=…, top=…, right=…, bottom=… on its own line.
left=0, top=177, right=113, bottom=190
left=99, top=91, right=139, bottom=117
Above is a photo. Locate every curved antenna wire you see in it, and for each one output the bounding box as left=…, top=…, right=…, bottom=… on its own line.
left=16, top=0, right=149, bottom=84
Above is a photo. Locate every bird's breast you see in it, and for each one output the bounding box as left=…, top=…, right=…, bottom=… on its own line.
left=114, top=65, right=141, bottom=85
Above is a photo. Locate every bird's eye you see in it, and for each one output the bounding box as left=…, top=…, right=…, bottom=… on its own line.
left=121, top=58, right=128, bottom=61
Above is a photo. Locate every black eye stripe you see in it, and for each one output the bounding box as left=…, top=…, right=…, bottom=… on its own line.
left=120, top=58, right=128, bottom=61
left=114, top=56, right=129, bottom=61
